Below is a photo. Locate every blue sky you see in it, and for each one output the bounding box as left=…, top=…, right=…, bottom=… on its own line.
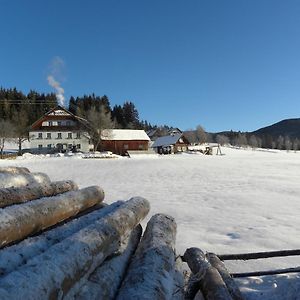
left=1, top=1, right=300, bottom=132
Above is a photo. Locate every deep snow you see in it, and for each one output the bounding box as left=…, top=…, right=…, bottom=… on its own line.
left=1, top=147, right=300, bottom=298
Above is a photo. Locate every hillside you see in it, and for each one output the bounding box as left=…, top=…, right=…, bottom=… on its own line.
left=252, top=118, right=300, bottom=138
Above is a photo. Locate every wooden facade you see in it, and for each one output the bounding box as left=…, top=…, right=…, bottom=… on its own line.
left=101, top=140, right=149, bottom=155
left=100, top=129, right=150, bottom=155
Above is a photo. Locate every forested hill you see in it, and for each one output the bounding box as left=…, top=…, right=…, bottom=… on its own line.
left=0, top=87, right=155, bottom=131
left=252, top=118, right=300, bottom=139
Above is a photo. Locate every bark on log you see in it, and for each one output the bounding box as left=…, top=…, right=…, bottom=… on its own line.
left=117, top=213, right=177, bottom=300
left=194, top=290, right=205, bottom=300
left=0, top=201, right=124, bottom=277
left=185, top=273, right=204, bottom=300
left=0, top=167, right=30, bottom=174
left=0, top=180, right=78, bottom=208
left=183, top=247, right=233, bottom=300
left=0, top=186, right=104, bottom=248
left=0, top=172, right=50, bottom=189
left=207, top=253, right=244, bottom=300
left=0, top=197, right=150, bottom=299
left=73, top=225, right=142, bottom=300
left=173, top=256, right=188, bottom=300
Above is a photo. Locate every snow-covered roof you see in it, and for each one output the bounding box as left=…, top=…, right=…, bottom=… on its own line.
left=151, top=133, right=182, bottom=148
left=101, top=129, right=150, bottom=141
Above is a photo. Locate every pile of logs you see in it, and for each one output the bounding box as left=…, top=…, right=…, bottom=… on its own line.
left=0, top=167, right=244, bottom=300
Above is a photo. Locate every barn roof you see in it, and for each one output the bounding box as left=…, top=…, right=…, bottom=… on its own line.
left=101, top=129, right=150, bottom=141
left=151, top=133, right=183, bottom=148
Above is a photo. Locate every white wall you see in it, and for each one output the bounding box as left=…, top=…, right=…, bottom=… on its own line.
left=29, top=131, right=93, bottom=152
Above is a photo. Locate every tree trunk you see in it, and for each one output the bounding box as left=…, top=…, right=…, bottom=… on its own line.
left=0, top=172, right=51, bottom=189
left=73, top=225, right=143, bottom=300
left=0, top=180, right=78, bottom=208
left=0, top=186, right=105, bottom=248
left=183, top=248, right=233, bottom=300
left=117, top=213, right=177, bottom=300
left=0, top=201, right=124, bottom=277
left=207, top=253, right=244, bottom=300
left=0, top=197, right=150, bottom=299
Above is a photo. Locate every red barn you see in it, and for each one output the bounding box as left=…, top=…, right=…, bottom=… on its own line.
left=100, top=129, right=150, bottom=155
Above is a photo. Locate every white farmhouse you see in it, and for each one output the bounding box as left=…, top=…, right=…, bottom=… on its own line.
left=29, top=106, right=93, bottom=153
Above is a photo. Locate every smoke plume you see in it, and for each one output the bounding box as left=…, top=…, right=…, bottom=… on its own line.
left=47, top=75, right=65, bottom=106
left=47, top=56, right=66, bottom=107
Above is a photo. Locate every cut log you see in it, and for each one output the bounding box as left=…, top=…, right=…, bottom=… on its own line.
left=0, top=185, right=104, bottom=248
left=0, top=167, right=30, bottom=174
left=0, top=201, right=124, bottom=277
left=185, top=273, right=204, bottom=300
left=194, top=290, right=205, bottom=300
left=0, top=197, right=150, bottom=299
left=117, top=213, right=177, bottom=300
left=0, top=172, right=51, bottom=189
left=73, top=225, right=142, bottom=300
left=173, top=256, right=188, bottom=300
left=0, top=180, right=78, bottom=208
left=207, top=253, right=244, bottom=300
left=183, top=247, right=233, bottom=300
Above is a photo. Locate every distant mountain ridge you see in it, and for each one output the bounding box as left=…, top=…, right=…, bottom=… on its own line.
left=252, top=118, right=300, bottom=139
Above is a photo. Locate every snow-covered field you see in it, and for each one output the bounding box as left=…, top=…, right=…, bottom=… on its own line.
left=1, top=147, right=300, bottom=299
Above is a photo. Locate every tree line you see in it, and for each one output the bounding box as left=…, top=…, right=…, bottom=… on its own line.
left=184, top=128, right=300, bottom=151
left=0, top=87, right=299, bottom=156
left=213, top=131, right=300, bottom=151
left=0, top=87, right=155, bottom=155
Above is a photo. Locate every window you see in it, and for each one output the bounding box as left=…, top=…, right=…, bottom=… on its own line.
left=57, top=121, right=62, bottom=126
left=66, top=121, right=71, bottom=126
left=124, top=144, right=129, bottom=149
left=138, top=144, right=144, bottom=150
left=47, top=144, right=52, bottom=149
left=38, top=133, right=43, bottom=139
left=77, top=144, right=81, bottom=149
left=38, top=144, right=43, bottom=149
left=67, top=132, right=72, bottom=139
left=76, top=132, right=81, bottom=139
left=48, top=121, right=53, bottom=126
left=68, top=144, right=73, bottom=149
left=46, top=133, right=51, bottom=139
left=57, top=133, right=62, bottom=139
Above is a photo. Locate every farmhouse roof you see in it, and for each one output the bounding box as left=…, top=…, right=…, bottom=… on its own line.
left=30, top=105, right=90, bottom=130
left=101, top=129, right=150, bottom=141
left=151, top=133, right=183, bottom=148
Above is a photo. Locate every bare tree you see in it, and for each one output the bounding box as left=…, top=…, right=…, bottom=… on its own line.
left=216, top=134, right=229, bottom=146
left=184, top=130, right=197, bottom=145
left=257, top=137, right=262, bottom=148
left=277, top=135, right=284, bottom=150
left=249, top=135, right=258, bottom=149
left=12, top=110, right=29, bottom=155
left=0, top=120, right=16, bottom=159
left=271, top=140, right=276, bottom=149
left=284, top=136, right=292, bottom=152
left=234, top=133, right=248, bottom=148
left=195, top=125, right=207, bottom=144
left=86, top=105, right=114, bottom=151
left=293, top=138, right=299, bottom=152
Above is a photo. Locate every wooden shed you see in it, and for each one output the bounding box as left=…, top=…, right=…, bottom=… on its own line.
left=100, top=129, right=150, bottom=155
left=151, top=133, right=190, bottom=154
